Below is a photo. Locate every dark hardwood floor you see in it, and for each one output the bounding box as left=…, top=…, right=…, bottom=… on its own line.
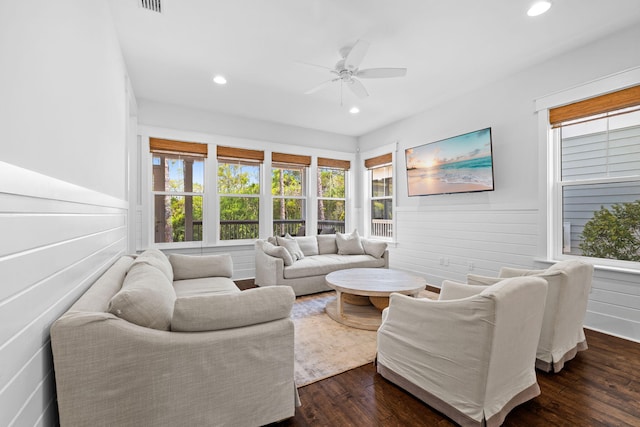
left=236, top=281, right=640, bottom=426
left=273, top=329, right=640, bottom=426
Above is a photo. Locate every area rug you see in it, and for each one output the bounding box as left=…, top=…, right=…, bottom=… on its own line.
left=292, top=291, right=377, bottom=387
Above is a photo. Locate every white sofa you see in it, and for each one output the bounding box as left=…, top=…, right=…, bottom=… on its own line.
left=255, top=232, right=389, bottom=296
left=51, top=249, right=298, bottom=427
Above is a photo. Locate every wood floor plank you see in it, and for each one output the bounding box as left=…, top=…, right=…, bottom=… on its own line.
left=240, top=282, right=640, bottom=427
left=269, top=329, right=640, bottom=427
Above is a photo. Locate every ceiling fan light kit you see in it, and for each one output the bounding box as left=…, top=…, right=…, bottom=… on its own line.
left=304, top=39, right=407, bottom=104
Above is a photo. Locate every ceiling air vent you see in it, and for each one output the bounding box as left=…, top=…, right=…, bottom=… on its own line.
left=139, top=0, right=163, bottom=14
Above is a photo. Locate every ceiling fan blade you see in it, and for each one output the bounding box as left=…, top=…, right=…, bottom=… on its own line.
left=304, top=78, right=338, bottom=95
left=356, top=67, right=407, bottom=78
left=296, top=61, right=336, bottom=72
left=348, top=78, right=369, bottom=99
left=343, top=39, right=370, bottom=70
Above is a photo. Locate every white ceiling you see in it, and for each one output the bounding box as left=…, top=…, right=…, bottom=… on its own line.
left=108, top=0, right=640, bottom=137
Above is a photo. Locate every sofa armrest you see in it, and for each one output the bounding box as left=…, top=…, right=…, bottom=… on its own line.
left=382, top=249, right=390, bottom=268
left=169, top=253, right=233, bottom=280
left=172, top=286, right=295, bottom=332
left=51, top=311, right=296, bottom=426
left=255, top=241, right=285, bottom=286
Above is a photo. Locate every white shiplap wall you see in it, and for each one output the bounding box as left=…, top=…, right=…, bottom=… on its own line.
left=390, top=205, right=539, bottom=286
left=0, top=162, right=128, bottom=426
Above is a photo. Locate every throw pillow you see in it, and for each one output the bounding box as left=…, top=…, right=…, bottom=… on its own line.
left=276, top=235, right=305, bottom=261
left=108, top=263, right=176, bottom=330
left=263, top=241, right=294, bottom=266
left=362, top=239, right=387, bottom=259
left=317, top=234, right=338, bottom=254
left=336, top=229, right=365, bottom=255
left=169, top=253, right=233, bottom=280
left=131, top=248, right=174, bottom=282
left=295, top=235, right=319, bottom=256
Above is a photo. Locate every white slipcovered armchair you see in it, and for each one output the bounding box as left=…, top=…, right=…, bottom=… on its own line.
left=377, top=277, right=548, bottom=427
left=467, top=259, right=594, bottom=372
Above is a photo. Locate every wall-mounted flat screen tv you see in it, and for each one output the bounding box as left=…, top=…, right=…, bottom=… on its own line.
left=405, top=127, right=494, bottom=196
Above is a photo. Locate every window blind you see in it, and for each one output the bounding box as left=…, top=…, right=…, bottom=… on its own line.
left=216, top=145, right=264, bottom=162
left=364, top=153, right=392, bottom=169
left=149, top=138, right=208, bottom=157
left=317, top=157, right=350, bottom=169
left=549, top=84, right=640, bottom=128
left=272, top=152, right=311, bottom=166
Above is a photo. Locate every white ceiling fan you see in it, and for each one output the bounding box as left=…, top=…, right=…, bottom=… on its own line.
left=304, top=39, right=407, bottom=103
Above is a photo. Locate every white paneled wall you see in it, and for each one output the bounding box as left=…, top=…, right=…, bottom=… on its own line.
left=391, top=206, right=539, bottom=286
left=0, top=162, right=127, bottom=426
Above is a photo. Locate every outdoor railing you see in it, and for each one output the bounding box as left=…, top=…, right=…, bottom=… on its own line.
left=188, top=219, right=347, bottom=240
left=371, top=219, right=393, bottom=238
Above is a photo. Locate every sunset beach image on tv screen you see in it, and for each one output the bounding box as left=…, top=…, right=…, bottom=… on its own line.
left=405, top=128, right=494, bottom=196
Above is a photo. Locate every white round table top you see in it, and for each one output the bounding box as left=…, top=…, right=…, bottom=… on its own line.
left=325, top=268, right=426, bottom=297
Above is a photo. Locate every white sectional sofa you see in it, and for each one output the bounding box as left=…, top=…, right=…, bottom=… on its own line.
left=51, top=249, right=298, bottom=427
left=255, top=231, right=389, bottom=296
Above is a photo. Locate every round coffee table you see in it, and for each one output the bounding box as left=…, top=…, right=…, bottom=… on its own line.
left=325, top=268, right=426, bottom=330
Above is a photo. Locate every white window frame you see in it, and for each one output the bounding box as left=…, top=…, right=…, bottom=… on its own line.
left=362, top=143, right=397, bottom=242
left=146, top=142, right=207, bottom=250
left=536, top=66, right=640, bottom=272
left=271, top=161, right=308, bottom=236
left=216, top=157, right=262, bottom=243
left=317, top=165, right=349, bottom=235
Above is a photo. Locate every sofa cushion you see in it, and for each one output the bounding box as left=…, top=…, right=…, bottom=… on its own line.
left=295, top=235, right=319, bottom=256
left=173, top=277, right=240, bottom=298
left=132, top=248, right=173, bottom=282
left=262, top=241, right=294, bottom=266
left=108, top=263, right=176, bottom=330
left=171, top=286, right=295, bottom=332
left=317, top=234, right=338, bottom=254
left=169, top=253, right=233, bottom=280
left=277, top=235, right=305, bottom=261
left=336, top=230, right=365, bottom=255
left=362, top=239, right=387, bottom=259
left=283, top=254, right=386, bottom=279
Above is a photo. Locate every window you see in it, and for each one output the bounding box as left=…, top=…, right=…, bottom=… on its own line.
left=217, top=146, right=263, bottom=241
left=150, top=138, right=206, bottom=244
left=317, top=157, right=349, bottom=234
left=550, top=85, right=640, bottom=263
left=272, top=153, right=310, bottom=236
left=366, top=153, right=393, bottom=239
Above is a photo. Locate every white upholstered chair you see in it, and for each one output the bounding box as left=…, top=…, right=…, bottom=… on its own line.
left=467, top=259, right=594, bottom=372
left=377, top=277, right=548, bottom=427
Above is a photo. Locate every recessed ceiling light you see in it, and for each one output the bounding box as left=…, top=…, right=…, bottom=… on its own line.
left=213, top=75, right=227, bottom=85
left=349, top=106, right=360, bottom=114
left=527, top=1, right=552, bottom=17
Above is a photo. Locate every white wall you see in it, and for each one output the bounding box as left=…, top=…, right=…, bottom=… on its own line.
left=138, top=99, right=358, bottom=154
left=358, top=24, right=640, bottom=342
left=0, top=1, right=129, bottom=425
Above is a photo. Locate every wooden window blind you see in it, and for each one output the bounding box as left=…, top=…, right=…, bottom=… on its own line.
left=549, top=84, right=640, bottom=128
left=216, top=146, right=264, bottom=162
left=364, top=153, right=392, bottom=169
left=317, top=157, right=350, bottom=170
left=149, top=137, right=208, bottom=157
left=272, top=152, right=311, bottom=166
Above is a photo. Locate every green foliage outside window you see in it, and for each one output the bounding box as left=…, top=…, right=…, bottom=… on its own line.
left=218, top=163, right=260, bottom=239
left=579, top=200, right=640, bottom=262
